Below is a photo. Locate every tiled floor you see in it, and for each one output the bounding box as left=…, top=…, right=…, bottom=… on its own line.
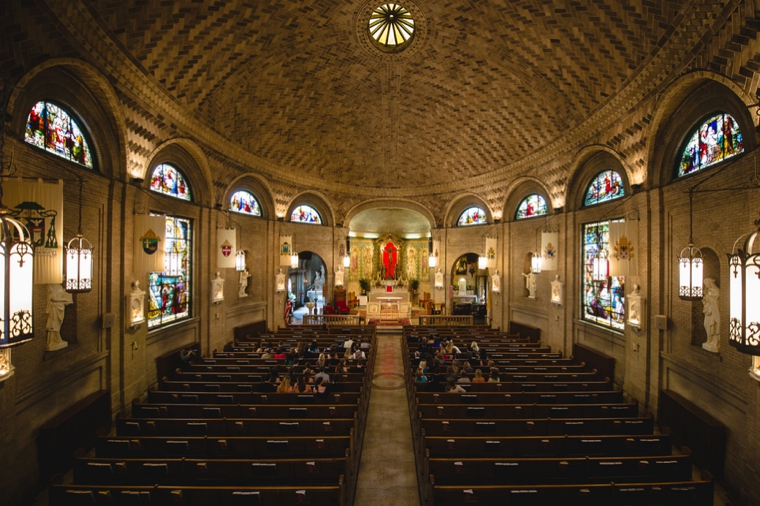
left=354, top=333, right=420, bottom=506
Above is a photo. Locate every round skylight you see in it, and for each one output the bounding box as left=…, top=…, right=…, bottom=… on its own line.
left=368, top=4, right=415, bottom=50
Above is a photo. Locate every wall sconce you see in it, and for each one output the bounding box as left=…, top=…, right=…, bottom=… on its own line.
left=478, top=255, right=487, bottom=270
left=65, top=180, right=93, bottom=293
left=235, top=250, right=246, bottom=272
left=728, top=215, right=760, bottom=365
left=531, top=251, right=542, bottom=274
left=0, top=195, right=34, bottom=348
left=290, top=251, right=299, bottom=269
left=343, top=237, right=351, bottom=268
left=678, top=192, right=703, bottom=300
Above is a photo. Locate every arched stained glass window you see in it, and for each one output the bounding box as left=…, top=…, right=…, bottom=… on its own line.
left=150, top=164, right=192, bottom=201
left=584, top=170, right=624, bottom=206
left=229, top=190, right=261, bottom=216
left=457, top=207, right=488, bottom=226
left=148, top=214, right=192, bottom=328
left=515, top=194, right=548, bottom=220
left=25, top=101, right=93, bottom=168
left=582, top=219, right=625, bottom=330
left=678, top=113, right=744, bottom=177
left=291, top=205, right=322, bottom=224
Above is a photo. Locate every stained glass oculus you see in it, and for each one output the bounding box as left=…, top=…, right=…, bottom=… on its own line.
left=229, top=190, right=262, bottom=216
left=291, top=205, right=322, bottom=224
left=457, top=207, right=487, bottom=226
left=148, top=215, right=191, bottom=328
left=584, top=170, right=624, bottom=206
left=582, top=220, right=625, bottom=330
left=678, top=113, right=743, bottom=177
left=369, top=4, right=415, bottom=48
left=25, top=101, right=93, bottom=168
left=516, top=194, right=548, bottom=220
left=150, top=164, right=192, bottom=201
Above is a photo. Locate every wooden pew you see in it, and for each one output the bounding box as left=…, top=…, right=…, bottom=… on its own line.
left=132, top=402, right=358, bottom=420
left=415, top=402, right=638, bottom=420
left=415, top=390, right=624, bottom=405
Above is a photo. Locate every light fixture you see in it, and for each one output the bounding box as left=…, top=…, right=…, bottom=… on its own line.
left=343, top=237, right=351, bottom=268
left=64, top=180, right=93, bottom=293
left=531, top=251, right=542, bottom=274
left=0, top=155, right=35, bottom=351
left=592, top=249, right=609, bottom=282
left=235, top=250, right=246, bottom=272
left=728, top=214, right=760, bottom=361
left=678, top=192, right=703, bottom=300
left=290, top=251, right=299, bottom=269
left=428, top=236, right=436, bottom=268
left=478, top=255, right=487, bottom=270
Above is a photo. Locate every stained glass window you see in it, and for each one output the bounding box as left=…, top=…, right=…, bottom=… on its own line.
left=582, top=220, right=625, bottom=330
left=678, top=113, right=744, bottom=177
left=229, top=190, right=261, bottom=216
left=291, top=205, right=322, bottom=224
left=24, top=101, right=93, bottom=168
left=515, top=194, right=548, bottom=220
left=150, top=164, right=192, bottom=201
left=369, top=4, right=414, bottom=47
left=457, top=207, right=487, bottom=226
left=584, top=170, right=624, bottom=206
left=148, top=214, right=192, bottom=328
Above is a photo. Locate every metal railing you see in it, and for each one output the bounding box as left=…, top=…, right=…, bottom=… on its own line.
left=303, top=314, right=362, bottom=326
left=418, top=315, right=474, bottom=326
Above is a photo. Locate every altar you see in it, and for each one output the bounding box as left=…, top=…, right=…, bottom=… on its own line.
left=366, top=294, right=412, bottom=320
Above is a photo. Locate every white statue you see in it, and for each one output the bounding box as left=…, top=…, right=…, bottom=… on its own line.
left=130, top=280, right=146, bottom=325
left=550, top=274, right=563, bottom=305
left=0, top=348, right=12, bottom=379
left=434, top=269, right=444, bottom=289
left=491, top=270, right=501, bottom=293
left=46, top=284, right=73, bottom=351
left=238, top=268, right=251, bottom=298
left=523, top=271, right=537, bottom=299
left=315, top=267, right=325, bottom=292
left=275, top=268, right=286, bottom=293
left=335, top=266, right=344, bottom=287
left=702, top=278, right=720, bottom=353
left=211, top=272, right=225, bottom=303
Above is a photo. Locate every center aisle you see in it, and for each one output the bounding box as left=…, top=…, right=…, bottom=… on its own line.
left=354, top=332, right=420, bottom=506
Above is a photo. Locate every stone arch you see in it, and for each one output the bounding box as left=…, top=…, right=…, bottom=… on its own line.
left=286, top=191, right=335, bottom=227
left=143, top=139, right=214, bottom=208
left=565, top=149, right=631, bottom=212
left=343, top=199, right=436, bottom=230
left=223, top=173, right=276, bottom=219
left=444, top=193, right=493, bottom=228
left=647, top=71, right=757, bottom=189
left=503, top=178, right=555, bottom=222
left=7, top=58, right=128, bottom=181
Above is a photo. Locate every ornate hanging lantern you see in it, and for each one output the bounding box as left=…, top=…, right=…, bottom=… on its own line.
left=64, top=180, right=93, bottom=293
left=728, top=216, right=760, bottom=361
left=531, top=251, right=542, bottom=274
left=678, top=243, right=703, bottom=300
left=0, top=203, right=34, bottom=348
left=290, top=251, right=299, bottom=269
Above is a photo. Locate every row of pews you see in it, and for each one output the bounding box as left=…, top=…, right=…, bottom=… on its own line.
left=50, top=325, right=376, bottom=505
left=404, top=325, right=715, bottom=506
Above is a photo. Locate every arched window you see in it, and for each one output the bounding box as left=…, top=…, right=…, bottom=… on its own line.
left=24, top=101, right=93, bottom=168
left=584, top=170, right=624, bottom=206
left=229, top=190, right=262, bottom=216
left=457, top=207, right=487, bottom=226
left=515, top=194, right=548, bottom=220
left=678, top=113, right=744, bottom=177
left=150, top=164, right=192, bottom=201
left=148, top=214, right=192, bottom=328
left=291, top=205, right=322, bottom=224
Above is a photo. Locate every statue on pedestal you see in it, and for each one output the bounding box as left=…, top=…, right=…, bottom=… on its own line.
left=335, top=266, right=344, bottom=287
left=702, top=278, right=720, bottom=353
left=46, top=284, right=73, bottom=351
left=239, top=268, right=251, bottom=298
left=130, top=281, right=146, bottom=326
left=550, top=274, right=563, bottom=305
left=491, top=270, right=501, bottom=293
left=434, top=269, right=444, bottom=289
left=523, top=271, right=537, bottom=299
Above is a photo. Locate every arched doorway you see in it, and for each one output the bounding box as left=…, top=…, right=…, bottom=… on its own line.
left=289, top=251, right=327, bottom=314
left=450, top=252, right=488, bottom=323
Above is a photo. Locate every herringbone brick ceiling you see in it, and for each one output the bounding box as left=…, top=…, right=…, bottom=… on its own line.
left=91, top=0, right=683, bottom=190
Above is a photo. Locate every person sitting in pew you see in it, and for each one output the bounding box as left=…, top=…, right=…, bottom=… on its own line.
left=446, top=377, right=466, bottom=393
left=488, top=368, right=501, bottom=383
left=472, top=369, right=485, bottom=383
left=314, top=367, right=330, bottom=384
left=351, top=347, right=366, bottom=360
left=277, top=376, right=292, bottom=393
left=457, top=371, right=471, bottom=384
left=415, top=369, right=428, bottom=383
left=315, top=377, right=329, bottom=396
left=292, top=375, right=312, bottom=394
left=335, top=359, right=349, bottom=374
left=261, top=348, right=274, bottom=359
left=223, top=341, right=234, bottom=352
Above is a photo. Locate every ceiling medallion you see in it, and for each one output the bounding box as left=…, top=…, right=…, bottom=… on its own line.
left=368, top=4, right=414, bottom=51
left=358, top=1, right=426, bottom=60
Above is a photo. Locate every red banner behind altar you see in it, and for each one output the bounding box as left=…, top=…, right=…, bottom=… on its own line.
left=382, top=242, right=397, bottom=278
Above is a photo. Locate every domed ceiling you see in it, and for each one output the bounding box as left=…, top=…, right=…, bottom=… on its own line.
left=88, top=0, right=688, bottom=192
